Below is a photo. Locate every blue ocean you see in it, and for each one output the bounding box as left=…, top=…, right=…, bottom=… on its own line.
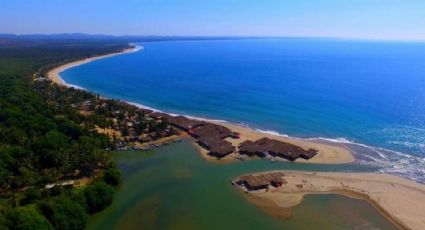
left=61, top=39, right=425, bottom=181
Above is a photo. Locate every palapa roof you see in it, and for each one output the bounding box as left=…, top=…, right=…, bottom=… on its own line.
left=197, top=137, right=235, bottom=156
left=190, top=123, right=234, bottom=139
left=238, top=137, right=318, bottom=161
left=238, top=172, right=285, bottom=187
left=166, top=116, right=205, bottom=130
left=239, top=175, right=269, bottom=187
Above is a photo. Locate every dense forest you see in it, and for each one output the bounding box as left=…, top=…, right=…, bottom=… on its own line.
left=0, top=37, right=145, bottom=229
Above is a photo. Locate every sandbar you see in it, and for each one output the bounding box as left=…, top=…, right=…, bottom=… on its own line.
left=236, top=171, right=425, bottom=230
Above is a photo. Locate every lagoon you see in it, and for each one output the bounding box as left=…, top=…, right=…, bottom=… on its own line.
left=88, top=141, right=395, bottom=230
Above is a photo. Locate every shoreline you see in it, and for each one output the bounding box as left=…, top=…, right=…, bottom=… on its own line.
left=210, top=121, right=355, bottom=164
left=43, top=42, right=425, bottom=183
left=46, top=42, right=425, bottom=229
left=45, top=44, right=355, bottom=165
left=235, top=171, right=425, bottom=230
left=47, top=45, right=142, bottom=85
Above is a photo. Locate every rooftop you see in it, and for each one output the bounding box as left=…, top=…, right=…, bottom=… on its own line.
left=238, top=137, right=318, bottom=161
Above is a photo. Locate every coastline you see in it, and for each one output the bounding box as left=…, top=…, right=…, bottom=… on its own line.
left=46, top=42, right=425, bottom=229
left=47, top=45, right=142, bottom=85
left=45, top=45, right=355, bottom=165
left=235, top=171, right=425, bottom=230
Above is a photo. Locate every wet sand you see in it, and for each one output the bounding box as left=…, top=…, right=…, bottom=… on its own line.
left=236, top=171, right=425, bottom=230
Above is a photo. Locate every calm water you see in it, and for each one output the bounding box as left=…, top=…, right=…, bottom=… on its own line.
left=62, top=39, right=425, bottom=182
left=88, top=141, right=396, bottom=230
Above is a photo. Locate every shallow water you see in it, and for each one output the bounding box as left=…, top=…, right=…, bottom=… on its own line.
left=88, top=141, right=396, bottom=230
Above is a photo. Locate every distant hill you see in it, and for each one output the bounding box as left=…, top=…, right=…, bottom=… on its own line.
left=0, top=33, right=256, bottom=43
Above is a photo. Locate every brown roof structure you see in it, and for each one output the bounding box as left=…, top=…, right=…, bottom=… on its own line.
left=197, top=137, right=235, bottom=158
left=144, top=111, right=316, bottom=162
left=238, top=175, right=269, bottom=189
left=166, top=116, right=206, bottom=131
left=190, top=123, right=238, bottom=139
left=237, top=172, right=285, bottom=190
left=149, top=112, right=173, bottom=120
left=155, top=116, right=239, bottom=158
left=238, top=137, right=318, bottom=161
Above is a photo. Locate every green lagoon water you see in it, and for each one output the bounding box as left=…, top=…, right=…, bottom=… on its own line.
left=88, top=140, right=397, bottom=230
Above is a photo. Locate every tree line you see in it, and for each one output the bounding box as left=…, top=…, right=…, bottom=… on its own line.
left=0, top=38, right=130, bottom=229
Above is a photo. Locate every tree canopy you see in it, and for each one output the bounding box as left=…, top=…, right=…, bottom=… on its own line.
left=0, top=38, right=129, bottom=229
left=39, top=196, right=88, bottom=230
left=5, top=207, right=52, bottom=230
left=84, top=182, right=115, bottom=214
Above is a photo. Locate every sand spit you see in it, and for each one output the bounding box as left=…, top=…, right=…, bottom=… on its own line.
left=235, top=171, right=425, bottom=230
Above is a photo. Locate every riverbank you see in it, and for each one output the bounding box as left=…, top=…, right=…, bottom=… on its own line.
left=234, top=171, right=425, bottom=230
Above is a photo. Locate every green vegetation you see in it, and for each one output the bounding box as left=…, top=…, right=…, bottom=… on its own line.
left=103, top=168, right=122, bottom=187
left=20, top=188, right=41, bottom=205
left=0, top=38, right=145, bottom=229
left=39, top=196, right=88, bottom=230
left=0, top=39, right=128, bottom=192
left=84, top=182, right=115, bottom=214
left=5, top=207, right=52, bottom=230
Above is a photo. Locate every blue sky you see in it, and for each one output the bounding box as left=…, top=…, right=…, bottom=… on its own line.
left=1, top=0, right=424, bottom=40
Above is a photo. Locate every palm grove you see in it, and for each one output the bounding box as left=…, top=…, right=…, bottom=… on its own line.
left=0, top=37, right=170, bottom=229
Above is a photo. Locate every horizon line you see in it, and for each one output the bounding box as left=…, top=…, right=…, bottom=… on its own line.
left=1, top=32, right=425, bottom=43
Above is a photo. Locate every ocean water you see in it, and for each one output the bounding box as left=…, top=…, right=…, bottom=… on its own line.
left=61, top=39, right=425, bottom=181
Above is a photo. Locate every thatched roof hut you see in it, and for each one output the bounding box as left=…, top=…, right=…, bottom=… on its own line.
left=237, top=172, right=285, bottom=190
left=238, top=137, right=318, bottom=161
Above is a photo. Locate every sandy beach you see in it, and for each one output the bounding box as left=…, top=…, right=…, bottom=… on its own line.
left=46, top=45, right=141, bottom=85
left=237, top=171, right=425, bottom=230
left=46, top=45, right=354, bottom=165
left=209, top=121, right=355, bottom=164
